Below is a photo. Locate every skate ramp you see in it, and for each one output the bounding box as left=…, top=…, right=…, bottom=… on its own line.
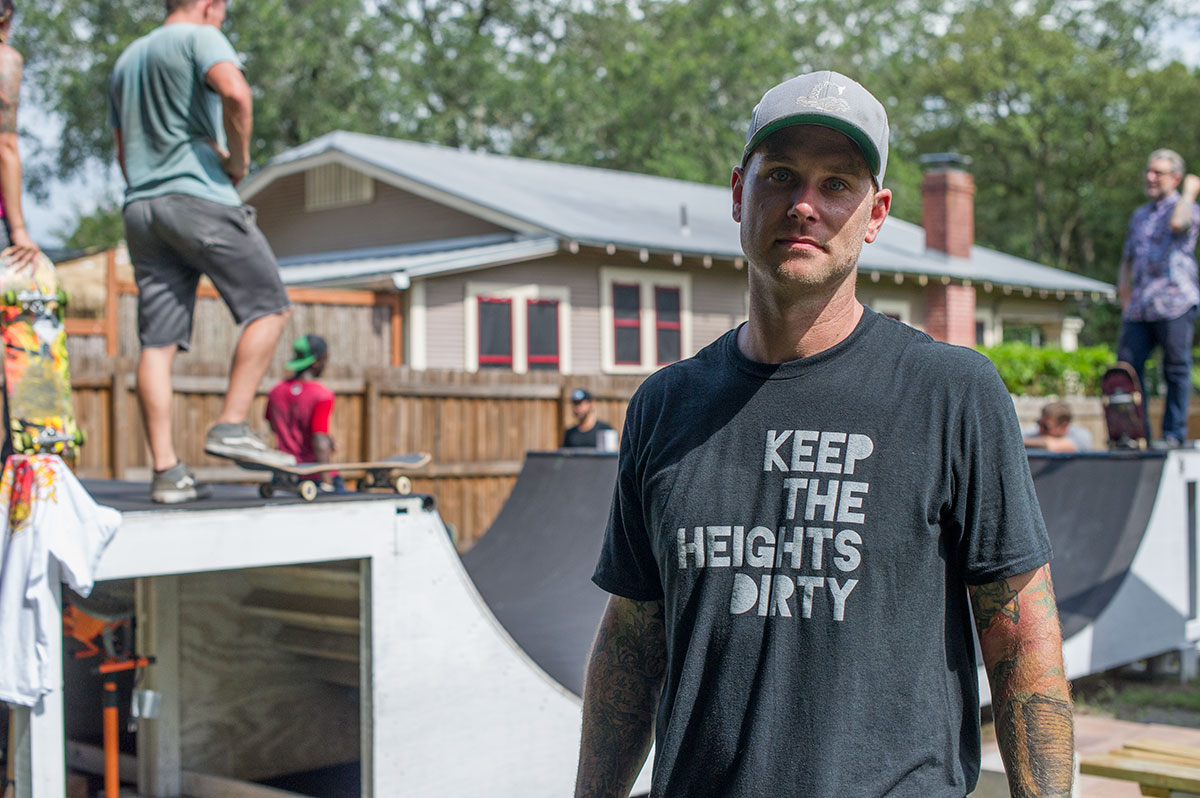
left=1027, top=453, right=1164, bottom=640
left=464, top=450, right=1194, bottom=696
left=461, top=450, right=618, bottom=697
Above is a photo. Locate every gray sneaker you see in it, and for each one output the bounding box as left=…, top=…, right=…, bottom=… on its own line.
left=151, top=462, right=212, bottom=504
left=204, top=422, right=297, bottom=466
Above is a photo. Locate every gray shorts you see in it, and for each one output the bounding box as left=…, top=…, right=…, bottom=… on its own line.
left=123, top=194, right=292, bottom=350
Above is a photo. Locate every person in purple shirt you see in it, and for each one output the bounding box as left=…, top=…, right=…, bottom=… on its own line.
left=1117, top=148, right=1200, bottom=446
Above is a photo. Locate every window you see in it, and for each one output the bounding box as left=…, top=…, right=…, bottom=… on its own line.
left=655, top=287, right=681, bottom=365
left=870, top=298, right=912, bottom=326
left=526, top=299, right=559, bottom=371
left=599, top=268, right=691, bottom=374
left=612, top=284, right=642, bottom=365
left=478, top=297, right=513, bottom=369
left=464, top=283, right=571, bottom=373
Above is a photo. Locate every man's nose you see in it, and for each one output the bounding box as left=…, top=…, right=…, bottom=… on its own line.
left=788, top=185, right=819, bottom=220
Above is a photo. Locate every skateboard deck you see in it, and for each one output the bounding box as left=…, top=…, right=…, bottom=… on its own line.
left=221, top=451, right=432, bottom=501
left=1101, top=362, right=1147, bottom=450
left=0, top=252, right=82, bottom=458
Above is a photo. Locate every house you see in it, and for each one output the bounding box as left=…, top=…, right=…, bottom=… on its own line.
left=238, top=132, right=1114, bottom=375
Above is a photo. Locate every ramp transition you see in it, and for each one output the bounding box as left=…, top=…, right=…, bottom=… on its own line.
left=1027, top=452, right=1164, bottom=640
left=461, top=450, right=617, bottom=697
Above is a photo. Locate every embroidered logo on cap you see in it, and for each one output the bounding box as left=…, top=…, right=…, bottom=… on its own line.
left=795, top=81, right=849, bottom=113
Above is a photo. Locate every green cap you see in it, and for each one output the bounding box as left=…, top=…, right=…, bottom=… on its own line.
left=286, top=334, right=327, bottom=372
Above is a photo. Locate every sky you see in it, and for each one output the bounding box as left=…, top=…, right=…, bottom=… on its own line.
left=19, top=17, right=1200, bottom=249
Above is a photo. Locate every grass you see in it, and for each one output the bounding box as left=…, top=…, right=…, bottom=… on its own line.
left=1071, top=663, right=1200, bottom=727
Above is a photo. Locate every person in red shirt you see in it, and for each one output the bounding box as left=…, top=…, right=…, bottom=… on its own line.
left=266, top=334, right=343, bottom=491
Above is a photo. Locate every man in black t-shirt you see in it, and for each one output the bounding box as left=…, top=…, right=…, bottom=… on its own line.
left=562, top=388, right=615, bottom=448
left=575, top=71, right=1072, bottom=798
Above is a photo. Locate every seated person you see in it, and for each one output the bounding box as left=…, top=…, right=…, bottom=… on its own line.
left=1023, top=401, right=1093, bottom=453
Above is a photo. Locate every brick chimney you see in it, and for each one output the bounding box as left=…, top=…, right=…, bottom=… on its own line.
left=920, top=153, right=975, bottom=258
left=920, top=153, right=977, bottom=347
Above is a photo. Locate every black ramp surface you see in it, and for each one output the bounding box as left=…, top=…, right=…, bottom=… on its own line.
left=1027, top=452, right=1164, bottom=640
left=461, top=451, right=618, bottom=698
left=463, top=451, right=1166, bottom=696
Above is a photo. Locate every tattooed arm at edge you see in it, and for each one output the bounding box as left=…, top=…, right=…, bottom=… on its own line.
left=575, top=595, right=667, bottom=798
left=971, top=564, right=1074, bottom=798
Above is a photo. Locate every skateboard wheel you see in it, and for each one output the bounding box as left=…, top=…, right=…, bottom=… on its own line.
left=393, top=475, right=412, bottom=495
left=259, top=483, right=274, bottom=499
left=360, top=473, right=375, bottom=490
left=299, top=481, right=319, bottom=502
left=75, top=429, right=86, bottom=446
left=2, top=290, right=14, bottom=305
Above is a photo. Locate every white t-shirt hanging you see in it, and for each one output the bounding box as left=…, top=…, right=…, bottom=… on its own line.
left=0, top=455, right=121, bottom=706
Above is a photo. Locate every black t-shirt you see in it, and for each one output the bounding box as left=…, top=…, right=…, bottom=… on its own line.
left=593, top=309, right=1051, bottom=798
left=562, top=420, right=614, bottom=448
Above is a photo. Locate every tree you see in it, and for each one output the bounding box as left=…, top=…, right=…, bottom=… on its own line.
left=55, top=202, right=123, bottom=251
left=895, top=0, right=1200, bottom=275
left=17, top=0, right=404, bottom=183
left=21, top=0, right=1200, bottom=289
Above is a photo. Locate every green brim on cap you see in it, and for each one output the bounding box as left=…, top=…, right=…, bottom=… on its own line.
left=286, top=354, right=317, bottom=371
left=287, top=334, right=315, bottom=372
left=743, top=114, right=882, bottom=178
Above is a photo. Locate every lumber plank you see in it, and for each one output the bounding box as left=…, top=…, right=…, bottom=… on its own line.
left=246, top=565, right=362, bottom=601
left=275, top=627, right=360, bottom=663
left=1127, top=739, right=1200, bottom=764
left=1080, top=752, right=1200, bottom=794
left=240, top=589, right=359, bottom=634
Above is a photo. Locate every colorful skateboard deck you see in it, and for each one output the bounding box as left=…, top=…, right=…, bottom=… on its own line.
left=1101, top=362, right=1147, bottom=450
left=0, top=252, right=82, bottom=458
left=217, top=451, right=432, bottom=502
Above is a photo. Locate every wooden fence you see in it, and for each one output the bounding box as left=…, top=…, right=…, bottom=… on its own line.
left=68, top=359, right=1200, bottom=549
left=70, top=362, right=643, bottom=548
left=61, top=247, right=404, bottom=370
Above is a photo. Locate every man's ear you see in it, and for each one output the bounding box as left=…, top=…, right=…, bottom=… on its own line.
left=731, top=166, right=745, bottom=223
left=863, top=187, right=892, bottom=244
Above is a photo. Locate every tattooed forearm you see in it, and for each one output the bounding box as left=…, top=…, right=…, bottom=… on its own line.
left=576, top=596, right=666, bottom=798
left=971, top=565, right=1073, bottom=798
left=996, top=692, right=1074, bottom=797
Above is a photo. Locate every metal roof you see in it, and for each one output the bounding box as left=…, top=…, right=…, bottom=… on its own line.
left=246, top=131, right=1114, bottom=298
left=276, top=233, right=560, bottom=288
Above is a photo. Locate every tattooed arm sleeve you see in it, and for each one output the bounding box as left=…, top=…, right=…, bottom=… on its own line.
left=575, top=595, right=666, bottom=798
left=969, top=563, right=1074, bottom=798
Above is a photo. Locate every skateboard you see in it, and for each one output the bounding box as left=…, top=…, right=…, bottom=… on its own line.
left=1101, top=362, right=1147, bottom=450
left=222, top=452, right=432, bottom=501
left=0, top=252, right=83, bottom=458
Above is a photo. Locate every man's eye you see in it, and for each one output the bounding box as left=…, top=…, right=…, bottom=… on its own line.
left=827, top=178, right=848, bottom=191
left=769, top=168, right=791, bottom=182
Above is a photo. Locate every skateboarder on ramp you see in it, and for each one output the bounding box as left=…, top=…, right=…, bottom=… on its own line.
left=109, top=0, right=294, bottom=504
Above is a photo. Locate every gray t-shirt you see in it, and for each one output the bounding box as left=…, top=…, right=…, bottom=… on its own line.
left=594, top=309, right=1051, bottom=798
left=109, top=24, right=243, bottom=207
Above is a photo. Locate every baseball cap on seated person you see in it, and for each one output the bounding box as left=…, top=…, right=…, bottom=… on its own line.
left=571, top=388, right=592, bottom=403
left=741, top=70, right=889, bottom=187
left=286, top=334, right=328, bottom=372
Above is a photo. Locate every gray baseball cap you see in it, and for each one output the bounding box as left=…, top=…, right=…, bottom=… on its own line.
left=742, top=70, right=889, bottom=186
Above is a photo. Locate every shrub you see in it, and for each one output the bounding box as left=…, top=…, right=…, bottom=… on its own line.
left=978, top=343, right=1116, bottom=397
